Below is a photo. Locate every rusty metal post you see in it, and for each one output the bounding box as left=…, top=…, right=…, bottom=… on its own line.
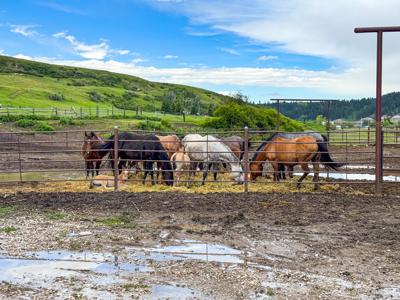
left=276, top=99, right=280, bottom=130
left=243, top=126, right=249, bottom=192
left=355, top=26, right=400, bottom=194
left=65, top=132, right=69, bottom=150
left=375, top=31, right=383, bottom=195
left=17, top=134, right=22, bottom=182
left=113, top=126, right=119, bottom=191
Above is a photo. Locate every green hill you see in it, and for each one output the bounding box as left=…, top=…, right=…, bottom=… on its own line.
left=0, top=55, right=231, bottom=114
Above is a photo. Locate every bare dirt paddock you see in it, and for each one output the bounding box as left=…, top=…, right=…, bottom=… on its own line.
left=0, top=191, right=399, bottom=299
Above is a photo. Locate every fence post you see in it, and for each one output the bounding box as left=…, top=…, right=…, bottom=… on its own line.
left=32, top=108, right=35, bottom=115
left=55, top=107, right=58, bottom=117
left=65, top=132, right=69, bottom=150
left=96, top=105, right=99, bottom=118
left=367, top=126, right=370, bottom=145
left=123, top=108, right=126, bottom=118
left=17, top=134, right=22, bottom=182
left=113, top=126, right=119, bottom=191
left=243, top=126, right=249, bottom=192
left=89, top=107, right=92, bottom=117
left=112, top=106, right=114, bottom=116
left=80, top=107, right=83, bottom=118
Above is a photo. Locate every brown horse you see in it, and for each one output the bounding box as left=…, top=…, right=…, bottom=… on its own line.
left=156, top=135, right=182, bottom=159
left=250, top=133, right=341, bottom=190
left=81, top=131, right=108, bottom=178
left=220, top=136, right=246, bottom=159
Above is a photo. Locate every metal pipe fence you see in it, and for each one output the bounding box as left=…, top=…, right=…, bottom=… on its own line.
left=0, top=128, right=399, bottom=194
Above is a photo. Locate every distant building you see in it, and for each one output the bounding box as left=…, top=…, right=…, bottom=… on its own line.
left=360, top=117, right=374, bottom=127
left=333, top=118, right=345, bottom=125
left=391, top=115, right=400, bottom=124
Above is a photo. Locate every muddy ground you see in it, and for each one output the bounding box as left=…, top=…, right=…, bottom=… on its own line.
left=0, top=192, right=399, bottom=299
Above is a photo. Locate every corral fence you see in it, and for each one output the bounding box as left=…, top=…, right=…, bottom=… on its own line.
left=0, top=127, right=399, bottom=194
left=0, top=106, right=144, bottom=118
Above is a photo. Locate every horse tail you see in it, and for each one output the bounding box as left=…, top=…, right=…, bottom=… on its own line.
left=317, top=141, right=343, bottom=170
left=321, top=134, right=329, bottom=142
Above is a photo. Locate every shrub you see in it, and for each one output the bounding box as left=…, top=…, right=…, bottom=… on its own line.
left=48, top=93, right=65, bottom=101
left=203, top=101, right=304, bottom=131
left=88, top=90, right=101, bottom=102
left=34, top=121, right=55, bottom=132
left=59, top=117, right=84, bottom=126
left=15, top=118, right=37, bottom=128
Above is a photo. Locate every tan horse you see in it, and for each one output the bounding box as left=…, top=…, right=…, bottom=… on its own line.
left=170, top=147, right=191, bottom=186
left=250, top=135, right=341, bottom=190
left=90, top=170, right=129, bottom=189
left=156, top=135, right=182, bottom=159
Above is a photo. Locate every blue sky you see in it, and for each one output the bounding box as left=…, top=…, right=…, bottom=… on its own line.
left=1, top=0, right=400, bottom=101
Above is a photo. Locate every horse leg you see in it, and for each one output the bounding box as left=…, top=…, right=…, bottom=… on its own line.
left=271, top=162, right=279, bottom=181
left=142, top=162, right=150, bottom=185
left=201, top=163, right=210, bottom=185
left=150, top=164, right=155, bottom=186
left=89, top=161, right=95, bottom=178
left=213, top=163, right=218, bottom=181
left=95, top=160, right=101, bottom=176
left=85, top=161, right=90, bottom=179
left=278, top=164, right=286, bottom=180
left=297, top=163, right=310, bottom=189
left=288, top=165, right=294, bottom=178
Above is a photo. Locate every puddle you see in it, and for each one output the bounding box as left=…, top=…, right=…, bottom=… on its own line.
left=0, top=250, right=153, bottom=298
left=135, top=240, right=243, bottom=264
left=294, top=172, right=400, bottom=182
left=149, top=284, right=207, bottom=299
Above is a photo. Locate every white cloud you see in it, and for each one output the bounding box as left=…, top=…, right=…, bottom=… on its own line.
left=258, top=55, right=278, bottom=61
left=10, top=25, right=38, bottom=37
left=53, top=31, right=109, bottom=59
left=14, top=54, right=387, bottom=98
left=217, top=47, right=240, bottom=55
left=114, top=49, right=130, bottom=55
left=13, top=54, right=33, bottom=60
left=148, top=0, right=400, bottom=97
left=132, top=57, right=147, bottom=64
left=164, top=54, right=178, bottom=59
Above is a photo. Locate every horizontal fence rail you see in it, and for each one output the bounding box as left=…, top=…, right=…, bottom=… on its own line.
left=0, top=127, right=398, bottom=194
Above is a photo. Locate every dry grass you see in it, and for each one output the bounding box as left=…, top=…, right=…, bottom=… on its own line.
left=0, top=173, right=342, bottom=194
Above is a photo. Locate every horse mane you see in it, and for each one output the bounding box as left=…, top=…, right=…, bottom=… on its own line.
left=251, top=133, right=279, bottom=161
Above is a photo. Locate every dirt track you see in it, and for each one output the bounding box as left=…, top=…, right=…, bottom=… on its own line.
left=1, top=192, right=399, bottom=299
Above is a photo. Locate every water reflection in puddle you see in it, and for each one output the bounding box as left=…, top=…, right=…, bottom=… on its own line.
left=294, top=172, right=399, bottom=182
left=149, top=284, right=207, bottom=300
left=133, top=240, right=243, bottom=264
left=0, top=240, right=240, bottom=299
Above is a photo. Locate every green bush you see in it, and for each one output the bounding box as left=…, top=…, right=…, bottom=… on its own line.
left=15, top=118, right=37, bottom=128
left=48, top=93, right=65, bottom=101
left=59, top=117, right=84, bottom=126
left=136, top=120, right=171, bottom=131
left=34, top=121, right=55, bottom=132
left=203, top=101, right=304, bottom=131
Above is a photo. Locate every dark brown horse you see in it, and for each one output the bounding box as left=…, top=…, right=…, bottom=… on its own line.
left=81, top=131, right=108, bottom=178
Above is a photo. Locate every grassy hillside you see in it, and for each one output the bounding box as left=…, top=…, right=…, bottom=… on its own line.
left=0, top=55, right=230, bottom=113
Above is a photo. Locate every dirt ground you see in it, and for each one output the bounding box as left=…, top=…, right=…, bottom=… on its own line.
left=1, top=191, right=399, bottom=299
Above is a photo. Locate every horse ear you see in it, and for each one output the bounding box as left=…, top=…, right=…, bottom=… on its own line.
left=84, top=131, right=89, bottom=137
left=90, top=131, right=95, bottom=137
